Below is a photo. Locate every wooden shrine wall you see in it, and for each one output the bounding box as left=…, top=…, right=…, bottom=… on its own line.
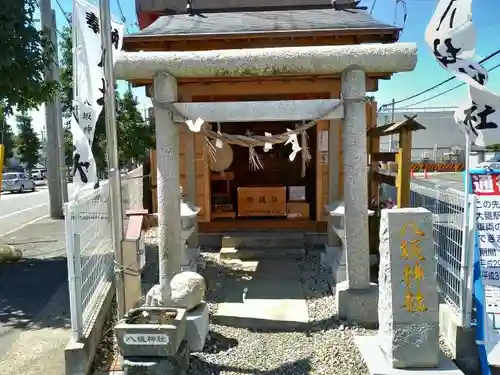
left=315, top=102, right=377, bottom=224
left=177, top=126, right=211, bottom=222
left=151, top=102, right=377, bottom=228
left=150, top=128, right=211, bottom=222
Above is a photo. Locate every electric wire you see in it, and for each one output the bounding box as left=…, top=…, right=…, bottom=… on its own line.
left=394, top=61, right=500, bottom=110
left=115, top=0, right=130, bottom=33
left=55, top=0, right=71, bottom=26
left=379, top=48, right=500, bottom=111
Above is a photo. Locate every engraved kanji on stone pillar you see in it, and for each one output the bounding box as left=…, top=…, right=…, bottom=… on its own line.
left=378, top=207, right=439, bottom=368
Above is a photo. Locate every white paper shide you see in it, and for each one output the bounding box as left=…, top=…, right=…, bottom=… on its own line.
left=72, top=0, right=124, bottom=188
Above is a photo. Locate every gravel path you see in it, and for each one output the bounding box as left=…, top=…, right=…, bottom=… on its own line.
left=91, top=229, right=457, bottom=375
left=189, top=251, right=373, bottom=375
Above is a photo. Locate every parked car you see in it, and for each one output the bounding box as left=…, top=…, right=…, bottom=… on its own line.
left=476, top=155, right=500, bottom=170
left=31, top=168, right=47, bottom=181
left=1, top=172, right=36, bottom=193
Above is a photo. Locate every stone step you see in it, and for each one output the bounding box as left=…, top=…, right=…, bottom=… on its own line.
left=213, top=259, right=310, bottom=331
left=220, top=232, right=306, bottom=260
left=219, top=246, right=305, bottom=260
left=221, top=232, right=305, bottom=249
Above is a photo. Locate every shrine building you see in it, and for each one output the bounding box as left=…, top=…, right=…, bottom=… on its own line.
left=121, top=0, right=415, bottom=246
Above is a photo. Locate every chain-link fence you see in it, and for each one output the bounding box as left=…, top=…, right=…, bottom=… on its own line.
left=380, top=181, right=472, bottom=326
left=65, top=167, right=144, bottom=340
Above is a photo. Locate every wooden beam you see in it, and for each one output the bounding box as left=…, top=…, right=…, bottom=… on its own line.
left=124, top=34, right=398, bottom=53
left=396, top=132, right=412, bottom=208
left=179, top=78, right=341, bottom=98
left=177, top=77, right=378, bottom=99
left=136, top=75, right=384, bottom=92
left=123, top=29, right=399, bottom=51
left=172, top=99, right=343, bottom=122
left=372, top=152, right=396, bottom=162
left=373, top=170, right=396, bottom=186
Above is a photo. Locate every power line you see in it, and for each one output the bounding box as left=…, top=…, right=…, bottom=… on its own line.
left=115, top=0, right=130, bottom=33
left=55, top=0, right=71, bottom=26
left=379, top=48, right=500, bottom=110
left=394, top=61, right=500, bottom=110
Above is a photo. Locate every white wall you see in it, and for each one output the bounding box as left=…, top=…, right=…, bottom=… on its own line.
left=377, top=108, right=468, bottom=161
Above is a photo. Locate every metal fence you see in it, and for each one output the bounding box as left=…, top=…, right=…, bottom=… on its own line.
left=65, top=167, right=144, bottom=340
left=380, top=182, right=473, bottom=326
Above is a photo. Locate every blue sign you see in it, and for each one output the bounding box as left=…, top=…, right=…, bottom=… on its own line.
left=469, top=168, right=500, bottom=374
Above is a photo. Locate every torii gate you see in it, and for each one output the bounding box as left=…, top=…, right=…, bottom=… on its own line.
left=114, top=42, right=417, bottom=324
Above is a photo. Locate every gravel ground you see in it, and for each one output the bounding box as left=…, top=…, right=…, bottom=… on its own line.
left=91, top=228, right=457, bottom=375
left=189, top=251, right=373, bottom=375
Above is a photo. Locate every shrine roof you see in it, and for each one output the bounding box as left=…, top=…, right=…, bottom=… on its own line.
left=367, top=115, right=426, bottom=137
left=126, top=8, right=398, bottom=38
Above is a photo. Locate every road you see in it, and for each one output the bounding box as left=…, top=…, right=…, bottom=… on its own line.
left=412, top=172, right=465, bottom=193
left=0, top=182, right=95, bottom=237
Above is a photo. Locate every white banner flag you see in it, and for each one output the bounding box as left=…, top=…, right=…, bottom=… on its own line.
left=424, top=0, right=488, bottom=86
left=72, top=0, right=124, bottom=189
left=74, top=0, right=124, bottom=143
left=425, top=0, right=500, bottom=147
left=425, top=0, right=476, bottom=62
left=455, top=79, right=500, bottom=147
left=71, top=114, right=97, bottom=186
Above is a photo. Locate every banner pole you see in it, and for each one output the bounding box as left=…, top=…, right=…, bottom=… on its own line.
left=99, top=0, right=125, bottom=319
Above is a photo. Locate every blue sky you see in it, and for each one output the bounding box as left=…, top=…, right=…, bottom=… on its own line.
left=22, top=0, right=500, bottom=132
left=365, top=0, right=500, bottom=110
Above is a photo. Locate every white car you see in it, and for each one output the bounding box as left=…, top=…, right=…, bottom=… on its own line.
left=476, top=156, right=500, bottom=170
left=31, top=168, right=46, bottom=181
left=2, top=172, right=36, bottom=193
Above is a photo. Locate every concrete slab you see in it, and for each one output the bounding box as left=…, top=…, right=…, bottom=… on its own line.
left=221, top=232, right=305, bottom=249
left=354, top=335, right=464, bottom=375
left=213, top=259, right=309, bottom=331
left=219, top=246, right=305, bottom=260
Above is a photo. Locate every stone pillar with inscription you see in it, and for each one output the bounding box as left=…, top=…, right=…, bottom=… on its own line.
left=378, top=207, right=439, bottom=368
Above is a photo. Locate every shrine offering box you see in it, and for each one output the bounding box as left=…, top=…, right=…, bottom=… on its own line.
left=287, top=202, right=310, bottom=219
left=237, top=187, right=287, bottom=217
left=288, top=186, right=306, bottom=201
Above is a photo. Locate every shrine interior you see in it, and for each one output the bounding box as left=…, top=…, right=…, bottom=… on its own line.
left=209, top=121, right=317, bottom=222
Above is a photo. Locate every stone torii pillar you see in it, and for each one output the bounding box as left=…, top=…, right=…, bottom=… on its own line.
left=153, top=72, right=183, bottom=303
left=335, top=66, right=378, bottom=324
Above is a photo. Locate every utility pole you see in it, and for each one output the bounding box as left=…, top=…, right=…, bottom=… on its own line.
left=100, top=0, right=125, bottom=318
left=40, top=0, right=64, bottom=218
left=51, top=11, right=69, bottom=204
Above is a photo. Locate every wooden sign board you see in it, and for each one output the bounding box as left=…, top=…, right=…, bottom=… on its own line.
left=237, top=187, right=286, bottom=217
